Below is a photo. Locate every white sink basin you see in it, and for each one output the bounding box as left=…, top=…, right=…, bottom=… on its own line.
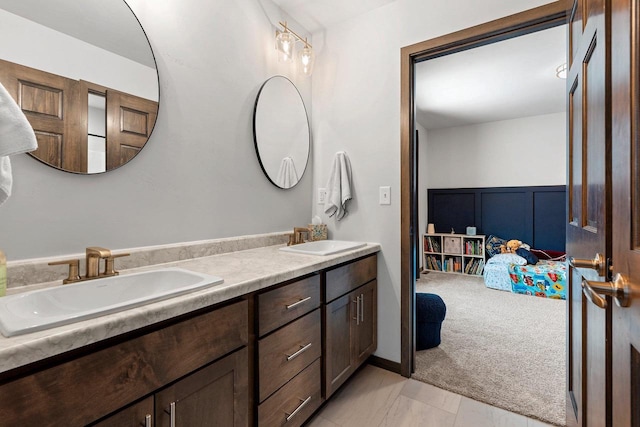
left=279, top=240, right=367, bottom=256
left=0, top=267, right=223, bottom=337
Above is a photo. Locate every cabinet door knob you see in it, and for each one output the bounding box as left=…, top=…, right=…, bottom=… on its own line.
left=144, top=414, right=152, bottom=427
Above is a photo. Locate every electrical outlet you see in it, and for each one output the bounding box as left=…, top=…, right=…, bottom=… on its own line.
left=318, top=188, right=327, bottom=204
left=379, top=186, right=391, bottom=205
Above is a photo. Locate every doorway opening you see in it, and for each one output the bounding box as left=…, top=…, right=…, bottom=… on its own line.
left=399, top=3, right=569, bottom=421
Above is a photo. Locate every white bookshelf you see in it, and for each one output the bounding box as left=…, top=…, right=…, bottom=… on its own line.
left=423, top=233, right=485, bottom=276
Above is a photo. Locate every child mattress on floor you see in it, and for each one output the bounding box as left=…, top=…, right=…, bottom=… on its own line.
left=483, top=261, right=513, bottom=292
left=509, top=260, right=567, bottom=300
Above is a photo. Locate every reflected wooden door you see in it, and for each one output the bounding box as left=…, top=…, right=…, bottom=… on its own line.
left=106, top=89, right=157, bottom=170
left=566, top=0, right=611, bottom=426
left=611, top=0, right=640, bottom=424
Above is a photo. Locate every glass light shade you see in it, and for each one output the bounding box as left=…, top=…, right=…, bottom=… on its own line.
left=297, top=45, right=315, bottom=77
left=275, top=30, right=295, bottom=63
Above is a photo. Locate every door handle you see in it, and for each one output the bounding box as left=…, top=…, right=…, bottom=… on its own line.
left=352, top=297, right=360, bottom=325
left=568, top=253, right=606, bottom=277
left=582, top=273, right=632, bottom=309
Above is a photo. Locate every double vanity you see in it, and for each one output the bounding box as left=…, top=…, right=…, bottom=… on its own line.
left=0, top=239, right=380, bottom=426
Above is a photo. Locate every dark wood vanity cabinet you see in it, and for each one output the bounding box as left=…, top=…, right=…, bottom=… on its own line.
left=324, top=255, right=378, bottom=399
left=0, top=252, right=378, bottom=427
left=256, top=274, right=323, bottom=427
left=0, top=299, right=248, bottom=427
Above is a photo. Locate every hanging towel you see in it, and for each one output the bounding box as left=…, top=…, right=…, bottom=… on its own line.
left=0, top=82, right=37, bottom=206
left=324, top=151, right=352, bottom=220
left=276, top=156, right=299, bottom=188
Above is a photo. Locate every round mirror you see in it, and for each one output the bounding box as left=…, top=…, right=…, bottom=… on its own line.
left=253, top=76, right=310, bottom=189
left=0, top=0, right=159, bottom=174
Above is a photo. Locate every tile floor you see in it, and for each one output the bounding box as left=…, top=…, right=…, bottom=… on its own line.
left=307, top=365, right=557, bottom=427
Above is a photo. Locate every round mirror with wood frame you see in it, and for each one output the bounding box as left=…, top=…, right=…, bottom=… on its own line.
left=0, top=0, right=159, bottom=174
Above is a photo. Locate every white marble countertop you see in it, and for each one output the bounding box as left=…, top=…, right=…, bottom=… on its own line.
left=0, top=243, right=380, bottom=375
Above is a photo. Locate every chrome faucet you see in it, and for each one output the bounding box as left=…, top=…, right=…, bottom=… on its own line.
left=49, top=247, right=130, bottom=284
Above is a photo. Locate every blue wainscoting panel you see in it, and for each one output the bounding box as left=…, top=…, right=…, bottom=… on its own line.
left=430, top=192, right=475, bottom=234
left=481, top=191, right=532, bottom=245
left=427, top=186, right=566, bottom=252
left=534, top=191, right=566, bottom=251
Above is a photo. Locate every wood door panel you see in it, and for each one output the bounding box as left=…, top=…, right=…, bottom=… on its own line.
left=155, top=347, right=248, bottom=427
left=0, top=58, right=85, bottom=172
left=355, top=280, right=377, bottom=366
left=610, top=0, right=640, bottom=423
left=566, top=0, right=611, bottom=425
left=324, top=292, right=355, bottom=398
left=106, top=90, right=157, bottom=170
left=584, top=36, right=606, bottom=233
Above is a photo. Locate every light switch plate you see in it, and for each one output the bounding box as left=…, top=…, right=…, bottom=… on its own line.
left=318, top=188, right=327, bottom=204
left=379, top=186, right=391, bottom=205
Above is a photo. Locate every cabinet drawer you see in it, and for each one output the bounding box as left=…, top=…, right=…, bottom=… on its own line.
left=325, top=254, right=377, bottom=302
left=258, top=274, right=320, bottom=336
left=258, top=309, right=321, bottom=401
left=0, top=299, right=248, bottom=426
left=258, top=358, right=322, bottom=427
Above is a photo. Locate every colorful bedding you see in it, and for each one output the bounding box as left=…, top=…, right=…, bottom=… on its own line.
left=508, top=260, right=567, bottom=300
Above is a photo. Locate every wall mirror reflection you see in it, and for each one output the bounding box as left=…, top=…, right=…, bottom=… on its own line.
left=253, top=76, right=310, bottom=189
left=0, top=0, right=159, bottom=174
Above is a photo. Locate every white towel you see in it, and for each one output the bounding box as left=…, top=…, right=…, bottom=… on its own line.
left=324, top=151, right=352, bottom=220
left=0, top=81, right=37, bottom=206
left=276, top=156, right=299, bottom=188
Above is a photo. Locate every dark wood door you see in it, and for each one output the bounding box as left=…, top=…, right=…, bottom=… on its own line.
left=106, top=89, right=158, bottom=170
left=155, top=347, right=248, bottom=427
left=0, top=59, right=85, bottom=172
left=355, top=280, right=377, bottom=366
left=324, top=292, right=356, bottom=398
left=90, top=396, right=153, bottom=427
left=611, top=0, right=640, bottom=423
left=566, top=0, right=611, bottom=426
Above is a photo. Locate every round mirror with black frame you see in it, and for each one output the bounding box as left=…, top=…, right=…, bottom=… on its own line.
left=0, top=0, right=159, bottom=174
left=253, top=76, right=310, bottom=189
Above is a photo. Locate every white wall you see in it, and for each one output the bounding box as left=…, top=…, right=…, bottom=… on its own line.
left=0, top=9, right=158, bottom=101
left=426, top=112, right=566, bottom=188
left=311, top=0, right=553, bottom=363
left=0, top=0, right=314, bottom=260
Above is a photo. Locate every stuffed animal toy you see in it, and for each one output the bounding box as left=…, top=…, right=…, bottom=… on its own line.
left=500, top=239, right=523, bottom=254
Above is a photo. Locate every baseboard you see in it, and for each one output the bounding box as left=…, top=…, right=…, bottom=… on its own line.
left=368, top=355, right=402, bottom=375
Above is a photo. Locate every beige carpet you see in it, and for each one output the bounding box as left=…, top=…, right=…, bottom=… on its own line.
left=414, top=271, right=566, bottom=426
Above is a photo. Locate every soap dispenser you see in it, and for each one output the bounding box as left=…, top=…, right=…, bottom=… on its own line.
left=0, top=249, right=5, bottom=297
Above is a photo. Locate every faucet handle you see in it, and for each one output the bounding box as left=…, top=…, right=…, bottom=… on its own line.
left=48, top=259, right=81, bottom=284
left=103, top=253, right=130, bottom=276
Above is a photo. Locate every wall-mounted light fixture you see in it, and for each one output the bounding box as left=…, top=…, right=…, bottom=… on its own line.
left=555, top=63, right=567, bottom=79
left=275, top=21, right=314, bottom=77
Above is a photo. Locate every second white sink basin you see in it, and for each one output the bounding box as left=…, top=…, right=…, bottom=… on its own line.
left=279, top=240, right=367, bottom=256
left=0, top=267, right=224, bottom=337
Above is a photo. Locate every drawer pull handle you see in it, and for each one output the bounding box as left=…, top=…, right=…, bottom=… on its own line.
left=144, top=414, right=152, bottom=427
left=165, top=402, right=176, bottom=427
left=286, top=296, right=312, bottom=310
left=285, top=396, right=312, bottom=422
left=286, top=342, right=312, bottom=361
left=352, top=297, right=360, bottom=325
